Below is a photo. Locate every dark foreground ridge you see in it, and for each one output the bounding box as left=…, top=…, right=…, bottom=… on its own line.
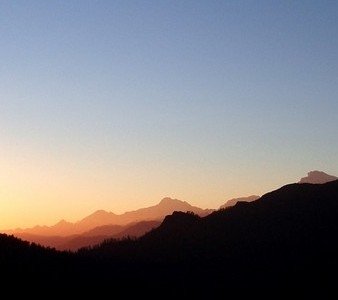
left=2, top=180, right=338, bottom=296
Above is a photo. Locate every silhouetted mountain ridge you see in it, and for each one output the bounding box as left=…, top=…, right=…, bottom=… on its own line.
left=220, top=195, right=260, bottom=209
left=58, top=220, right=161, bottom=251
left=299, top=170, right=337, bottom=184
left=6, top=197, right=212, bottom=237
left=13, top=220, right=162, bottom=251
left=1, top=180, right=338, bottom=295
left=91, top=180, right=338, bottom=265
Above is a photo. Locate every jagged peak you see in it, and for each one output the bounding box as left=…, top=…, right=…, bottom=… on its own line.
left=56, top=219, right=70, bottom=224
left=90, top=209, right=115, bottom=216
left=161, top=211, right=201, bottom=226
left=299, top=170, right=337, bottom=184
left=159, top=197, right=186, bottom=205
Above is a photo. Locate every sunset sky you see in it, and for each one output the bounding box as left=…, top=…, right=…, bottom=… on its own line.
left=1, top=1, right=338, bottom=229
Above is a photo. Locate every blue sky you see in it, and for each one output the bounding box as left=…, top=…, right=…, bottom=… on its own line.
left=1, top=1, right=338, bottom=227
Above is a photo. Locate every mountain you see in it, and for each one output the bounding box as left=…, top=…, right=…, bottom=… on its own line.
left=76, top=210, right=118, bottom=231
left=77, top=197, right=212, bottom=230
left=2, top=180, right=338, bottom=295
left=6, top=197, right=212, bottom=237
left=10, top=219, right=75, bottom=236
left=84, top=180, right=338, bottom=293
left=14, top=220, right=162, bottom=251
left=80, top=224, right=123, bottom=236
left=299, top=170, right=337, bottom=184
left=58, top=220, right=161, bottom=251
left=113, top=220, right=161, bottom=239
left=219, top=195, right=260, bottom=209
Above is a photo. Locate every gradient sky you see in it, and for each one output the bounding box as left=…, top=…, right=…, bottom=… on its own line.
left=1, top=1, right=338, bottom=229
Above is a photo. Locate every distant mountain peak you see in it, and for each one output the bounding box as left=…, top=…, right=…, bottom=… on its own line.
left=92, top=209, right=112, bottom=216
left=8, top=197, right=213, bottom=237
left=55, top=219, right=71, bottom=225
left=299, top=170, right=337, bottom=184
left=159, top=197, right=185, bottom=205
left=220, top=195, right=260, bottom=209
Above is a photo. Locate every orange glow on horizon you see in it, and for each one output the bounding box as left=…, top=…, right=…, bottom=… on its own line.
left=0, top=141, right=309, bottom=230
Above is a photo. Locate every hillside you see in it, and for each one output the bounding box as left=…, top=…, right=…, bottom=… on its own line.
left=14, top=220, right=161, bottom=251
left=1, top=181, right=338, bottom=295
left=59, top=220, right=161, bottom=251
left=83, top=180, right=338, bottom=294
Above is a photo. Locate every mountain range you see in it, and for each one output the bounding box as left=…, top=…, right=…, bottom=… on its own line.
left=4, top=170, right=336, bottom=252
left=6, top=195, right=259, bottom=250
left=1, top=177, right=338, bottom=295
left=79, top=178, right=338, bottom=295
left=7, top=197, right=213, bottom=237
left=6, top=197, right=212, bottom=250
left=13, top=220, right=161, bottom=251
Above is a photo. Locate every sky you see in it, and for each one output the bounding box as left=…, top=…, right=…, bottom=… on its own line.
left=1, top=0, right=338, bottom=229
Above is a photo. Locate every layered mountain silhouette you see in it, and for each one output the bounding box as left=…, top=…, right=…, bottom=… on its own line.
left=81, top=179, right=338, bottom=294
left=299, top=170, right=337, bottom=184
left=6, top=170, right=333, bottom=239
left=7, top=219, right=75, bottom=236
left=14, top=220, right=161, bottom=251
left=93, top=179, right=338, bottom=260
left=219, top=195, right=260, bottom=209
left=78, top=197, right=212, bottom=230
left=2, top=179, right=338, bottom=295
left=7, top=197, right=213, bottom=237
left=60, top=220, right=161, bottom=250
